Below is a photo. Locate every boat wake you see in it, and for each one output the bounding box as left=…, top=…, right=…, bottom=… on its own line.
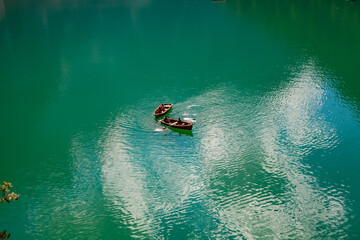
left=183, top=118, right=196, bottom=123
left=182, top=113, right=196, bottom=117
left=154, top=127, right=166, bottom=132
left=186, top=105, right=199, bottom=109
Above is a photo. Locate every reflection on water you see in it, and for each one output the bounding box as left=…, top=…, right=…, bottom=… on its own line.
left=98, top=108, right=204, bottom=238
left=85, top=58, right=352, bottom=238
left=1, top=0, right=151, bottom=26
left=1, top=0, right=360, bottom=239
left=0, top=0, right=5, bottom=22
left=260, top=61, right=347, bottom=238
left=225, top=0, right=360, bottom=102
left=198, top=59, right=347, bottom=239
left=2, top=0, right=152, bottom=11
left=100, top=125, right=155, bottom=236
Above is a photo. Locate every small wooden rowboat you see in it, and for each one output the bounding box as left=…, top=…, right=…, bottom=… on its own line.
left=160, top=117, right=193, bottom=130
left=154, top=104, right=173, bottom=118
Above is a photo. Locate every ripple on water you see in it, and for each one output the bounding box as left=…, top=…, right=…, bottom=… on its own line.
left=175, top=61, right=350, bottom=239
left=91, top=61, right=353, bottom=239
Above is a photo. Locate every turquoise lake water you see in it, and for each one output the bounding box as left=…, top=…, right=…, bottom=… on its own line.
left=1, top=0, right=360, bottom=239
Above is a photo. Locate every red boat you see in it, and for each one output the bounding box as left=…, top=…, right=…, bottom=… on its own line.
left=160, top=117, right=193, bottom=130
left=154, top=104, right=173, bottom=118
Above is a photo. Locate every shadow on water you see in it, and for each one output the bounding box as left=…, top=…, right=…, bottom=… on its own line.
left=167, top=126, right=193, bottom=137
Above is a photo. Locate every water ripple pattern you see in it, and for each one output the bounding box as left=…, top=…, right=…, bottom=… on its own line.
left=2, top=0, right=360, bottom=238
left=195, top=60, right=348, bottom=239
left=81, top=59, right=353, bottom=239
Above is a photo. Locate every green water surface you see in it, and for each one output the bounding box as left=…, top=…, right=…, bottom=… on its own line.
left=1, top=0, right=360, bottom=239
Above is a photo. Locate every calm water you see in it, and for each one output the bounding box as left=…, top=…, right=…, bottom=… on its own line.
left=1, top=0, right=360, bottom=239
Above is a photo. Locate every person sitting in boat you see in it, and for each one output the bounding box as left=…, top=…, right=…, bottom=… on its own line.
left=159, top=104, right=165, bottom=112
left=178, top=118, right=183, bottom=125
left=164, top=116, right=169, bottom=123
